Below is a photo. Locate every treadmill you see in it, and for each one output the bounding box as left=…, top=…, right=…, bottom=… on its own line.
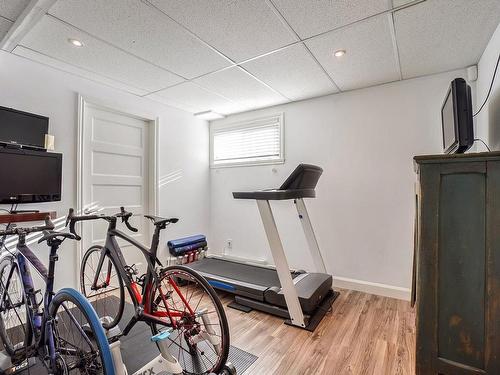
left=188, top=164, right=339, bottom=331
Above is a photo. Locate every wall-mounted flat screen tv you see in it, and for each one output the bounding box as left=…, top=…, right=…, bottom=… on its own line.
left=0, top=147, right=62, bottom=204
left=0, top=106, right=49, bottom=149
left=441, top=78, right=474, bottom=154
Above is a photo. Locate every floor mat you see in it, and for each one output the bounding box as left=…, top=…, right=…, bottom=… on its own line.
left=118, top=302, right=258, bottom=374
left=9, top=301, right=258, bottom=374
left=226, top=346, right=258, bottom=374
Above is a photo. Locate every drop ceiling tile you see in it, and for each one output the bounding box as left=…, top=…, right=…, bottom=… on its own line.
left=194, top=67, right=288, bottom=110
left=395, top=0, right=500, bottom=79
left=0, top=16, right=12, bottom=39
left=13, top=45, right=149, bottom=96
left=242, top=43, right=338, bottom=101
left=148, top=82, right=245, bottom=115
left=49, top=0, right=231, bottom=78
left=19, top=16, right=184, bottom=93
left=0, top=0, right=30, bottom=21
left=146, top=94, right=198, bottom=114
left=149, top=0, right=297, bottom=62
left=306, top=15, right=400, bottom=91
left=272, top=0, right=390, bottom=39
left=392, top=0, right=414, bottom=7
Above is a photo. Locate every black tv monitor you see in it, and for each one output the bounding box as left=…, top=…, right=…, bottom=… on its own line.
left=441, top=78, right=474, bottom=154
left=0, top=147, right=62, bottom=204
left=0, top=106, right=48, bottom=149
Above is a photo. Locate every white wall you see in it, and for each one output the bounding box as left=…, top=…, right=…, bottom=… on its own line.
left=1, top=38, right=492, bottom=300
left=476, top=22, right=500, bottom=149
left=0, top=50, right=209, bottom=289
left=210, top=69, right=469, bottom=299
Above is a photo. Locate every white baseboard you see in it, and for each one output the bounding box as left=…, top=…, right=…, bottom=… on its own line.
left=333, top=276, right=411, bottom=301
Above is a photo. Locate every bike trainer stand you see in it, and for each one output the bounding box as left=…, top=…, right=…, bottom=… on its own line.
left=102, top=316, right=183, bottom=375
left=102, top=315, right=236, bottom=375
left=0, top=350, right=35, bottom=374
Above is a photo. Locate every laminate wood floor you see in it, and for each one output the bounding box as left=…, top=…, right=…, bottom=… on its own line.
left=223, top=289, right=416, bottom=375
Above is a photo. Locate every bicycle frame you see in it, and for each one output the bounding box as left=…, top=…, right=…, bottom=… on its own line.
left=90, top=221, right=193, bottom=336
left=0, top=235, right=92, bottom=370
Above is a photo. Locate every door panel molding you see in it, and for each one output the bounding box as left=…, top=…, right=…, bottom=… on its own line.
left=76, top=94, right=159, bottom=286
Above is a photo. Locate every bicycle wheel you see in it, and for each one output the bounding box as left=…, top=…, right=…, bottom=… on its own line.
left=80, top=246, right=124, bottom=329
left=49, top=288, right=115, bottom=375
left=0, top=255, right=32, bottom=356
left=148, top=265, right=230, bottom=375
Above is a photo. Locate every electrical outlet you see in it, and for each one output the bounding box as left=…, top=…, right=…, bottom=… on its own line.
left=226, top=239, right=233, bottom=249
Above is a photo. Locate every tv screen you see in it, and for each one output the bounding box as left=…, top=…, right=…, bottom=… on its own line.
left=0, top=106, right=49, bottom=149
left=0, top=148, right=62, bottom=204
left=441, top=78, right=474, bottom=154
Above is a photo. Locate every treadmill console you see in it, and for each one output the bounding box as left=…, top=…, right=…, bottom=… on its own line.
left=233, top=164, right=323, bottom=200
left=279, top=164, right=323, bottom=190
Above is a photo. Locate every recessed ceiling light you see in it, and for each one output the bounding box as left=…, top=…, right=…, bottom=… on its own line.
left=194, top=111, right=225, bottom=121
left=333, top=49, right=346, bottom=58
left=68, top=38, right=84, bottom=47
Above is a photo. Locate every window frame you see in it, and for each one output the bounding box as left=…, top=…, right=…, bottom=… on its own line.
left=210, top=113, right=285, bottom=168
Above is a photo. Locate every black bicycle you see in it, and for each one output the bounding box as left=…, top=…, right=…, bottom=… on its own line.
left=0, top=217, right=115, bottom=374
left=67, top=207, right=231, bottom=375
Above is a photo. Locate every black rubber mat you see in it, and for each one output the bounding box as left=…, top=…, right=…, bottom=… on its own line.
left=118, top=302, right=258, bottom=374
left=10, top=301, right=258, bottom=374
left=226, top=346, right=258, bottom=374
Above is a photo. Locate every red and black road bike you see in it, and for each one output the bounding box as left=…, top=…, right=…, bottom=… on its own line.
left=67, top=207, right=230, bottom=375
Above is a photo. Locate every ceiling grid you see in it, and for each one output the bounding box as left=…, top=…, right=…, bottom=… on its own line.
left=1, top=0, right=498, bottom=115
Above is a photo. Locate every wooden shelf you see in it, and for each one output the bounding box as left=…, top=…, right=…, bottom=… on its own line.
left=0, top=211, right=57, bottom=224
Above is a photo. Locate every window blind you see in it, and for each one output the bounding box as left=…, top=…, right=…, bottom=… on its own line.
left=212, top=115, right=283, bottom=166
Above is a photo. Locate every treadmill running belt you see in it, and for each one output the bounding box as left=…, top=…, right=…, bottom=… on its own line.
left=189, top=257, right=290, bottom=287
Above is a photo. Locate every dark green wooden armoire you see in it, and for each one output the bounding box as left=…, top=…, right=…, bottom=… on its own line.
left=413, top=152, right=500, bottom=375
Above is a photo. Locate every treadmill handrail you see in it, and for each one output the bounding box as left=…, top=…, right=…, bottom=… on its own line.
left=233, top=188, right=316, bottom=200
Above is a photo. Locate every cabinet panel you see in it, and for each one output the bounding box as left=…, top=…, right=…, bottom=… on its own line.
left=414, top=155, right=500, bottom=375
left=438, top=173, right=485, bottom=369
left=485, top=161, right=500, bottom=375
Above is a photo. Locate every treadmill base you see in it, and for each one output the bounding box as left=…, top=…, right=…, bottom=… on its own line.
left=285, top=289, right=340, bottom=331
left=228, top=301, right=253, bottom=313
left=232, top=289, right=340, bottom=332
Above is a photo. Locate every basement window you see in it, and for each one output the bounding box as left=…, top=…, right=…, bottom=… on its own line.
left=210, top=113, right=284, bottom=167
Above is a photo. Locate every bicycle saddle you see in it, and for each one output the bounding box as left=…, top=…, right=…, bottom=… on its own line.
left=38, top=231, right=78, bottom=244
left=144, top=215, right=179, bottom=227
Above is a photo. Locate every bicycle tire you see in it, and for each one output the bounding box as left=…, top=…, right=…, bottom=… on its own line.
left=80, top=245, right=125, bottom=330
left=148, top=265, right=230, bottom=375
left=49, top=287, right=116, bottom=375
left=0, top=255, right=32, bottom=356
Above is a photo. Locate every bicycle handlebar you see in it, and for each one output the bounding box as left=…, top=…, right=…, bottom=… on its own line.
left=120, top=207, right=138, bottom=233
left=0, top=217, right=55, bottom=237
left=66, top=206, right=138, bottom=240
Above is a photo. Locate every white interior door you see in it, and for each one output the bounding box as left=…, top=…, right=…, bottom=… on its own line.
left=81, top=103, right=151, bottom=270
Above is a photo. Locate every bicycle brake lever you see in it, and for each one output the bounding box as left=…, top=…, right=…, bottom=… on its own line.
left=44, top=217, right=55, bottom=230
left=71, top=224, right=82, bottom=241
left=66, top=208, right=74, bottom=227
left=119, top=206, right=138, bottom=232
left=124, top=219, right=138, bottom=233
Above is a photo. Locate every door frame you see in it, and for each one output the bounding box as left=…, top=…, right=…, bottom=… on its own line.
left=75, top=94, right=159, bottom=284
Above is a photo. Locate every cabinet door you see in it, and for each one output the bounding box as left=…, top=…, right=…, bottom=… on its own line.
left=485, top=161, right=500, bottom=375
left=417, top=161, right=488, bottom=374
